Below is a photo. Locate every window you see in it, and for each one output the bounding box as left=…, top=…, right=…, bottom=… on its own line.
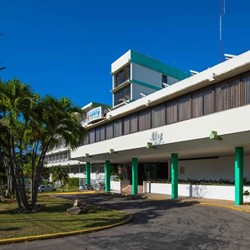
left=130, top=113, right=138, bottom=133
left=203, top=87, right=214, bottom=115
left=123, top=116, right=130, bottom=135
left=152, top=104, right=166, bottom=127
left=95, top=125, right=105, bottom=142
left=242, top=73, right=250, bottom=105
left=178, top=94, right=191, bottom=121
left=215, top=82, right=231, bottom=111
left=89, top=129, right=95, bottom=144
left=166, top=100, right=178, bottom=124
left=114, top=85, right=131, bottom=106
left=138, top=109, right=151, bottom=131
left=106, top=123, right=113, bottom=139
left=162, top=75, right=168, bottom=88
left=230, top=78, right=241, bottom=108
left=115, top=65, right=130, bottom=87
left=80, top=166, right=85, bottom=173
left=192, top=91, right=203, bottom=118
left=114, top=119, right=122, bottom=137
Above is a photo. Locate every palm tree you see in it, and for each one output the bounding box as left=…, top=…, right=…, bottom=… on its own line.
left=0, top=79, right=37, bottom=209
left=50, top=166, right=69, bottom=187
left=0, top=79, right=86, bottom=211
left=29, top=96, right=86, bottom=208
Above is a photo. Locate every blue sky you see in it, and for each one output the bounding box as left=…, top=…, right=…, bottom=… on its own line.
left=1, top=0, right=250, bottom=107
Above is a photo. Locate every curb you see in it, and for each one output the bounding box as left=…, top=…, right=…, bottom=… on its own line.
left=145, top=195, right=250, bottom=214
left=50, top=191, right=97, bottom=195
left=0, top=213, right=133, bottom=245
left=198, top=202, right=250, bottom=214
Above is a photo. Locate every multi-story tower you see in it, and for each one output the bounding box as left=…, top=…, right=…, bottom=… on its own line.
left=111, top=50, right=190, bottom=108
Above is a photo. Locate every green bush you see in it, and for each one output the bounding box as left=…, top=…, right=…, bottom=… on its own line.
left=67, top=178, right=79, bottom=186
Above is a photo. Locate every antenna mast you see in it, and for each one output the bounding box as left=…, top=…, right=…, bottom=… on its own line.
left=219, top=0, right=225, bottom=62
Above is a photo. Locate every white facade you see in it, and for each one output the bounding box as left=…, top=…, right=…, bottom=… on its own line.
left=71, top=50, right=250, bottom=201
left=111, top=50, right=189, bottom=107
left=45, top=102, right=109, bottom=184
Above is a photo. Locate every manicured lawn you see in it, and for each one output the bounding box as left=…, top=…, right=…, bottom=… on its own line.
left=0, top=195, right=127, bottom=240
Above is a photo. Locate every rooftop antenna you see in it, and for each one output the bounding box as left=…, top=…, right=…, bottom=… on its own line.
left=220, top=0, right=226, bottom=62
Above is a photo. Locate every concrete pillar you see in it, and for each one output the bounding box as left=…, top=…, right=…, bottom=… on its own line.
left=86, top=162, right=91, bottom=185
left=132, top=158, right=138, bottom=195
left=235, top=147, right=244, bottom=205
left=171, top=153, right=178, bottom=199
left=105, top=160, right=111, bottom=192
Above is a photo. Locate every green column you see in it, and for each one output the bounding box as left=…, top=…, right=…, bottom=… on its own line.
left=132, top=158, right=138, bottom=195
left=86, top=162, right=91, bottom=185
left=105, top=160, right=111, bottom=192
left=171, top=153, right=178, bottom=199
left=235, top=147, right=244, bottom=205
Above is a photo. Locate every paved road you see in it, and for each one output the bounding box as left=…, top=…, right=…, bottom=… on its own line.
left=1, top=194, right=250, bottom=250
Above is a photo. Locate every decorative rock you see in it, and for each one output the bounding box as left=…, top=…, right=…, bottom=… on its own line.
left=66, top=205, right=88, bottom=215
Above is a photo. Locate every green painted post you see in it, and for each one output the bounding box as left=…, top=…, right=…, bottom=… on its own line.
left=132, top=158, right=138, bottom=195
left=105, top=160, right=111, bottom=192
left=235, top=147, right=244, bottom=205
left=86, top=162, right=91, bottom=186
left=171, top=153, right=178, bottom=199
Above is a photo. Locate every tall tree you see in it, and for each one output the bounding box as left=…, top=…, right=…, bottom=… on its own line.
left=0, top=79, right=86, bottom=211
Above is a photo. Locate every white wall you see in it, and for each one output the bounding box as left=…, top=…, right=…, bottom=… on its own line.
left=132, top=63, right=161, bottom=88
left=111, top=180, right=121, bottom=192
left=144, top=181, right=250, bottom=201
left=132, top=84, right=156, bottom=101
left=179, top=155, right=250, bottom=181
left=111, top=50, right=130, bottom=73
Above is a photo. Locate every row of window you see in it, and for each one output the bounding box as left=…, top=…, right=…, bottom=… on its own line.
left=84, top=71, right=250, bottom=145
left=67, top=165, right=105, bottom=174
left=45, top=153, right=69, bottom=164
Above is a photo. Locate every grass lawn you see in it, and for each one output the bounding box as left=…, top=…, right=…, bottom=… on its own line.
left=0, top=194, right=128, bottom=240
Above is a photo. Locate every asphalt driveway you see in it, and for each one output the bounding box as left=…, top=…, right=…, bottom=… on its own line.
left=1, top=193, right=250, bottom=250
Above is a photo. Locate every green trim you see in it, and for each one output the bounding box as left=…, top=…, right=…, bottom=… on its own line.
left=171, top=153, right=178, bottom=199
left=132, top=158, right=138, bottom=195
left=235, top=147, right=244, bottom=205
left=86, top=162, right=91, bottom=185
left=130, top=50, right=190, bottom=80
left=105, top=160, right=111, bottom=192
left=131, top=78, right=161, bottom=91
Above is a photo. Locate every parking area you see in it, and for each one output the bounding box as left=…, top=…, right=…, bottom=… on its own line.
left=1, top=193, right=250, bottom=250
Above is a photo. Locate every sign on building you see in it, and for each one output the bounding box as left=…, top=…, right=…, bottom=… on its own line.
left=86, top=106, right=104, bottom=124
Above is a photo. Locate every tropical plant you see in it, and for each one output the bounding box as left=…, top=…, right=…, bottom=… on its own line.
left=0, top=79, right=86, bottom=211
left=50, top=166, right=69, bottom=187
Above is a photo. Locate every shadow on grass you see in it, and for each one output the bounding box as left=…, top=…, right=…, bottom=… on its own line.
left=0, top=227, right=21, bottom=231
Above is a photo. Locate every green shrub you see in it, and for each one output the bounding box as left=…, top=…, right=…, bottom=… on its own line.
left=67, top=178, right=79, bottom=186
